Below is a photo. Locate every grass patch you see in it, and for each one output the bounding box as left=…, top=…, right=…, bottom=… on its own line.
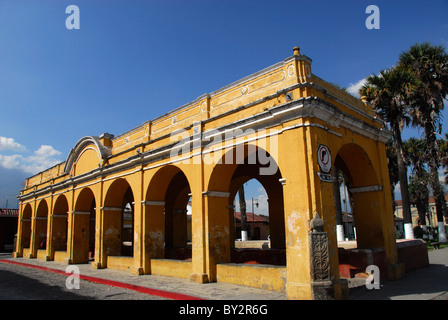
left=426, top=241, right=448, bottom=251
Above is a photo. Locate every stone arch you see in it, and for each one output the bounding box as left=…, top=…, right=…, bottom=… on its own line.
left=21, top=203, right=32, bottom=249
left=335, top=143, right=384, bottom=249
left=34, top=199, right=49, bottom=256
left=52, top=194, right=69, bottom=253
left=229, top=165, right=285, bottom=249
left=72, top=187, right=96, bottom=263
left=144, top=165, right=192, bottom=261
left=102, top=178, right=135, bottom=258
left=206, top=142, right=285, bottom=270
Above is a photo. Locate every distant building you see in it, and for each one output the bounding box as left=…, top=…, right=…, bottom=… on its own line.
left=394, top=196, right=448, bottom=230
left=0, top=208, right=18, bottom=252
left=233, top=212, right=269, bottom=240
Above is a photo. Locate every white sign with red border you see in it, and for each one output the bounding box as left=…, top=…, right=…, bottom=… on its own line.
left=317, top=144, right=332, bottom=174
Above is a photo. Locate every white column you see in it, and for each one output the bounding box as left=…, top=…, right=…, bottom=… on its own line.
left=336, top=224, right=344, bottom=242
left=404, top=223, right=414, bottom=240
left=438, top=222, right=447, bottom=242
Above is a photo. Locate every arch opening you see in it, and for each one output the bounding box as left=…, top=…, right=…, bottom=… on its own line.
left=34, top=200, right=48, bottom=255
left=21, top=203, right=32, bottom=249
left=73, top=187, right=96, bottom=263
left=335, top=143, right=387, bottom=279
left=52, top=195, right=69, bottom=253
left=145, top=165, right=192, bottom=262
left=103, top=179, right=135, bottom=259
left=208, top=143, right=286, bottom=266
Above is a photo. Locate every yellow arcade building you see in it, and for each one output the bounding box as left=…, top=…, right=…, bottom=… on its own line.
left=14, top=47, right=404, bottom=300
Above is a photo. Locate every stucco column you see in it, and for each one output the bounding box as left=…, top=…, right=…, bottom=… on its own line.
left=14, top=202, right=25, bottom=258
left=189, top=190, right=208, bottom=283
left=376, top=145, right=405, bottom=280
left=95, top=206, right=122, bottom=268
left=28, top=201, right=38, bottom=259
left=280, top=125, right=347, bottom=299
left=142, top=201, right=165, bottom=274
left=279, top=128, right=314, bottom=299
left=203, top=191, right=231, bottom=282
left=91, top=204, right=103, bottom=269
left=190, top=190, right=231, bottom=283
left=126, top=189, right=143, bottom=275
left=189, top=131, right=211, bottom=284
left=42, top=195, right=54, bottom=261
left=68, top=211, right=90, bottom=264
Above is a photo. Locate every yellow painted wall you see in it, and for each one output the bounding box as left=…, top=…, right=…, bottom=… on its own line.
left=216, top=263, right=286, bottom=292
left=149, top=259, right=192, bottom=279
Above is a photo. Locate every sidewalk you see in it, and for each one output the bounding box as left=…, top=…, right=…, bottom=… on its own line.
left=0, top=254, right=285, bottom=300
left=1, top=247, right=447, bottom=300
left=349, top=247, right=448, bottom=300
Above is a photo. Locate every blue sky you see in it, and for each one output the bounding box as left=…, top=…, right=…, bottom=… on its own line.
left=0, top=0, right=447, bottom=209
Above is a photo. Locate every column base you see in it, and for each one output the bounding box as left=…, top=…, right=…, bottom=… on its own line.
left=130, top=267, right=144, bottom=275
left=313, top=279, right=349, bottom=300
left=333, top=279, right=349, bottom=300
left=312, top=280, right=334, bottom=300
left=388, top=262, right=405, bottom=281
left=286, top=280, right=348, bottom=300
left=286, top=281, right=313, bottom=300
left=91, top=262, right=104, bottom=269
left=190, top=273, right=210, bottom=284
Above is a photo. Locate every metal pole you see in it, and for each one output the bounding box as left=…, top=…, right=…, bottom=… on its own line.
left=251, top=198, right=254, bottom=240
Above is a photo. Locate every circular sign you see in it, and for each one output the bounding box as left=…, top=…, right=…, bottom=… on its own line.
left=317, top=144, right=332, bottom=173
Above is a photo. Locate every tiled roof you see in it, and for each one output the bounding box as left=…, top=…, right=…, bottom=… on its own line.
left=0, top=208, right=19, bottom=217
left=234, top=212, right=269, bottom=223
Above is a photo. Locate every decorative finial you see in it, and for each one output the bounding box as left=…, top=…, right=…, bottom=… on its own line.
left=293, top=46, right=300, bottom=55
left=310, top=211, right=324, bottom=232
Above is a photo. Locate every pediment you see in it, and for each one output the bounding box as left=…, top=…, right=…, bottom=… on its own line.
left=64, top=136, right=112, bottom=176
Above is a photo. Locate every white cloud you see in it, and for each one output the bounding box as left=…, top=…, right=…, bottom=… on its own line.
left=0, top=136, right=26, bottom=152
left=0, top=138, right=62, bottom=175
left=20, top=145, right=62, bottom=174
left=346, top=78, right=368, bottom=98
left=255, top=193, right=269, bottom=217
left=0, top=154, right=22, bottom=170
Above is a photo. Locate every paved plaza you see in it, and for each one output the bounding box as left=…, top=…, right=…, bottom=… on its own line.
left=0, top=247, right=447, bottom=301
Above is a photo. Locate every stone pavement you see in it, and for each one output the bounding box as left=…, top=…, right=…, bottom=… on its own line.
left=1, top=247, right=447, bottom=300
left=349, top=247, right=448, bottom=300
left=0, top=254, right=285, bottom=300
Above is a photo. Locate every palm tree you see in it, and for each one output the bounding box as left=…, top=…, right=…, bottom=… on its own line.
left=386, top=142, right=399, bottom=213
left=440, top=133, right=448, bottom=184
left=439, top=134, right=448, bottom=223
left=404, top=138, right=430, bottom=235
left=399, top=43, right=448, bottom=242
left=360, top=67, right=420, bottom=239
